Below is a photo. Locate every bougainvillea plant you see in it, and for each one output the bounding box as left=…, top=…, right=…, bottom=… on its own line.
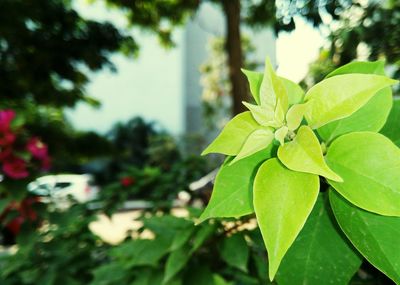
left=199, top=58, right=400, bottom=284
left=0, top=109, right=50, bottom=182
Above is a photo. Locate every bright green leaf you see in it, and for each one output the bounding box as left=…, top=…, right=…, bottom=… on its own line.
left=304, top=74, right=397, bottom=129
left=278, top=126, right=342, bottom=182
left=277, top=193, right=362, bottom=285
left=254, top=158, right=319, bottom=280
left=241, top=70, right=303, bottom=107
left=260, top=58, right=288, bottom=114
left=326, top=132, right=400, bottom=216
left=286, top=104, right=307, bottom=131
left=219, top=233, right=249, bottom=272
left=274, top=126, right=288, bottom=146
left=202, top=112, right=259, bottom=156
left=330, top=190, right=400, bottom=284
left=229, top=128, right=274, bottom=165
left=327, top=60, right=385, bottom=77
left=242, top=101, right=275, bottom=127
left=380, top=97, right=400, bottom=147
left=318, top=61, right=393, bottom=142
left=242, top=69, right=263, bottom=104
left=198, top=148, right=272, bottom=222
left=279, top=77, right=304, bottom=105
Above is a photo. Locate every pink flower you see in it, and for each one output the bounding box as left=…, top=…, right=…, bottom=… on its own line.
left=2, top=156, right=29, bottom=179
left=0, top=147, right=13, bottom=161
left=41, top=157, right=51, bottom=171
left=26, top=137, right=48, bottom=160
left=0, top=131, right=16, bottom=147
left=120, top=176, right=135, bottom=187
left=0, top=110, right=15, bottom=132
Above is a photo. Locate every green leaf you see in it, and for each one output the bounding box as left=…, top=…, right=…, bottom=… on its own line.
left=242, top=69, right=263, bottom=104
left=285, top=104, right=307, bottom=131
left=198, top=148, right=272, bottom=222
left=277, top=193, right=362, bottom=285
left=202, top=111, right=259, bottom=156
left=326, top=132, right=400, bottom=216
left=191, top=223, right=216, bottom=253
left=213, top=274, right=233, bottom=285
left=229, top=128, right=274, bottom=165
left=241, top=71, right=303, bottom=106
left=327, top=60, right=385, bottom=77
left=304, top=73, right=397, bottom=129
left=219, top=233, right=249, bottom=272
left=253, top=158, right=319, bottom=280
left=163, top=246, right=191, bottom=284
left=242, top=102, right=275, bottom=127
left=112, top=238, right=172, bottom=268
left=260, top=58, right=288, bottom=114
left=183, top=265, right=214, bottom=285
left=280, top=77, right=304, bottom=105
left=170, top=226, right=195, bottom=251
left=318, top=61, right=393, bottom=142
left=274, top=126, right=288, bottom=146
left=330, top=190, right=400, bottom=284
left=277, top=126, right=342, bottom=182
left=380, top=97, right=400, bottom=147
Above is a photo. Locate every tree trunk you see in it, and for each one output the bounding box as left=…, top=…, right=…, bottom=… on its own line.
left=222, top=0, right=248, bottom=116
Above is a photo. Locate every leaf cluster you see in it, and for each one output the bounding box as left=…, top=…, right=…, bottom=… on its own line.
left=200, top=58, right=400, bottom=283
left=91, top=212, right=270, bottom=285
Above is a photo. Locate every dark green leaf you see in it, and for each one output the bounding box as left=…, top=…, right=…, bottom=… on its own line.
left=277, top=193, right=362, bottom=285
left=380, top=97, right=400, bottom=147
left=219, top=233, right=249, bottom=272
left=330, top=190, right=400, bottom=284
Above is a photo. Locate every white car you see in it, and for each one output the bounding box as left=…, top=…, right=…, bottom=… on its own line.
left=27, top=174, right=99, bottom=207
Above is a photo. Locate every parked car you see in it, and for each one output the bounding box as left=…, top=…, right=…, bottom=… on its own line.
left=27, top=174, right=99, bottom=207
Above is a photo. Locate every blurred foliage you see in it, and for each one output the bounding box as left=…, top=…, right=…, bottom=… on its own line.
left=329, top=1, right=400, bottom=71
left=99, top=155, right=208, bottom=214
left=0, top=0, right=136, bottom=107
left=200, top=36, right=260, bottom=132
left=91, top=211, right=270, bottom=285
left=0, top=0, right=135, bottom=171
left=98, top=117, right=210, bottom=213
left=101, top=0, right=356, bottom=41
left=305, top=1, right=400, bottom=87
left=0, top=203, right=107, bottom=285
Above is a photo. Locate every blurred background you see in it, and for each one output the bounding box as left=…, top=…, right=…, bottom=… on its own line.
left=0, top=0, right=399, bottom=284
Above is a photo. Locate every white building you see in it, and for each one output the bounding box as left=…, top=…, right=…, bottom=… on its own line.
left=69, top=2, right=276, bottom=136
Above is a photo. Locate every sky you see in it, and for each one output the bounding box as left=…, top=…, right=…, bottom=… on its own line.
left=68, top=0, right=326, bottom=135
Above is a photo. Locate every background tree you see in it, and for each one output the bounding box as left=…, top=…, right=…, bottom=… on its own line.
left=0, top=0, right=136, bottom=168
left=102, top=0, right=355, bottom=115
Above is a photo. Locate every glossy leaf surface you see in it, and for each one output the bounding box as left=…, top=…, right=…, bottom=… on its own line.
left=277, top=194, right=362, bottom=285
left=278, top=126, right=342, bottom=181
left=330, top=190, right=400, bottom=284
left=326, top=132, right=400, bottom=216
left=230, top=128, right=274, bottom=165
left=280, top=77, right=304, bottom=105
left=304, top=73, right=397, bottom=129
left=318, top=61, right=392, bottom=142
left=202, top=112, right=259, bottom=156
left=199, top=148, right=272, bottom=222
left=380, top=97, right=400, bottom=147
left=254, top=158, right=319, bottom=280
